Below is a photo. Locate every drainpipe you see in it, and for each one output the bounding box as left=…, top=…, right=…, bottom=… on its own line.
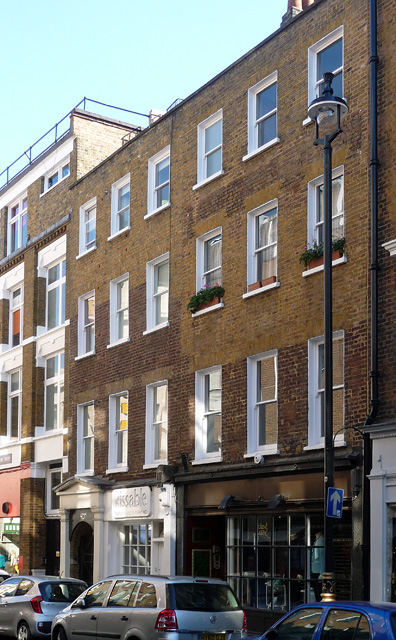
left=362, top=0, right=379, bottom=601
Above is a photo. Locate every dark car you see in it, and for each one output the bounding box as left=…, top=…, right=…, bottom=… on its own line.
left=259, top=601, right=396, bottom=640
left=52, top=575, right=247, bottom=640
left=0, top=575, right=87, bottom=640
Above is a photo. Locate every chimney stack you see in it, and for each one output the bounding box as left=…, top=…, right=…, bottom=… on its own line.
left=282, top=0, right=315, bottom=26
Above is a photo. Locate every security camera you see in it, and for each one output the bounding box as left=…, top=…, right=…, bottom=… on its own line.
left=254, top=453, right=264, bottom=465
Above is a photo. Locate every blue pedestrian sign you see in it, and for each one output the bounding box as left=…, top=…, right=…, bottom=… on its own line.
left=327, top=488, right=344, bottom=518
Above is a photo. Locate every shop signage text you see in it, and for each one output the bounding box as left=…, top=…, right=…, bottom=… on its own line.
left=112, top=487, right=151, bottom=519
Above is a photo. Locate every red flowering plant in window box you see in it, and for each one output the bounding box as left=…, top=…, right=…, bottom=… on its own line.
left=187, top=284, right=225, bottom=314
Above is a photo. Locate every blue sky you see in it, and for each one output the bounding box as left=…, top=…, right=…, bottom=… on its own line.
left=0, top=1, right=286, bottom=174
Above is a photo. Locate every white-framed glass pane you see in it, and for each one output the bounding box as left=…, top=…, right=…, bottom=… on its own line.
left=85, top=207, right=96, bottom=249
left=116, top=394, right=128, bottom=465
left=154, top=261, right=169, bottom=325
left=256, top=83, right=277, bottom=148
left=316, top=175, right=344, bottom=244
left=205, top=120, right=222, bottom=177
left=117, top=184, right=130, bottom=230
left=155, top=157, right=170, bottom=208
left=204, top=234, right=222, bottom=286
left=255, top=208, right=277, bottom=281
left=153, top=385, right=167, bottom=460
left=317, top=38, right=343, bottom=97
left=116, top=279, right=129, bottom=340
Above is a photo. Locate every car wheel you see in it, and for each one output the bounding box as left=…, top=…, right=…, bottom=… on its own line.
left=17, top=622, right=31, bottom=640
left=54, top=627, right=67, bottom=640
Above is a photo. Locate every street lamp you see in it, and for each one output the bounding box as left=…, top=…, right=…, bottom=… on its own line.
left=307, top=72, right=348, bottom=601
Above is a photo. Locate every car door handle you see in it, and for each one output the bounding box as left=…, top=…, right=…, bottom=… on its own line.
left=90, top=615, right=97, bottom=620
left=121, top=617, right=128, bottom=622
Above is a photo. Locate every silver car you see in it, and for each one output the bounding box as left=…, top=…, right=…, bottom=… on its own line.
left=51, top=575, right=247, bottom=640
left=0, top=575, right=87, bottom=640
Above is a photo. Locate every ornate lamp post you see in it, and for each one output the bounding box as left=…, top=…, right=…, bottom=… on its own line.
left=307, top=72, right=348, bottom=600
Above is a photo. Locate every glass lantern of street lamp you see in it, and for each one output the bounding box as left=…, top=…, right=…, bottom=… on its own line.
left=308, top=72, right=349, bottom=127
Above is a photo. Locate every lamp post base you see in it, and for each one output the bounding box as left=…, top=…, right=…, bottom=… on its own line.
left=320, top=572, right=336, bottom=602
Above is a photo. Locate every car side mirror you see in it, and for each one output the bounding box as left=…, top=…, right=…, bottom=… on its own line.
left=72, top=597, right=86, bottom=609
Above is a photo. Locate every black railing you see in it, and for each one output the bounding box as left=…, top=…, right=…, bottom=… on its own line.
left=0, top=98, right=150, bottom=190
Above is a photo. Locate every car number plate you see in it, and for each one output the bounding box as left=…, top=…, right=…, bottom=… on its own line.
left=201, top=634, right=226, bottom=640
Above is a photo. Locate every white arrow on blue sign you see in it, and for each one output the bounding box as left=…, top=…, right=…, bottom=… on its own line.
left=327, top=487, right=344, bottom=518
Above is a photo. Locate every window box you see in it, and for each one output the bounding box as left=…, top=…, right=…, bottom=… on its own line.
left=248, top=276, right=277, bottom=292
left=308, top=249, right=342, bottom=269
left=187, top=285, right=225, bottom=315
left=197, top=296, right=220, bottom=311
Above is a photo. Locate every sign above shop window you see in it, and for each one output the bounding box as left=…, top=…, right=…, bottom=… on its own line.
left=112, top=486, right=152, bottom=519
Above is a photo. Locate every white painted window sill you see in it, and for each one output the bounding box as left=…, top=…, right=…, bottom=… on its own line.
left=242, top=137, right=280, bottom=162
left=75, top=351, right=96, bottom=361
left=106, top=466, right=129, bottom=474
left=191, top=302, right=224, bottom=318
left=302, top=254, right=347, bottom=277
left=191, top=457, right=223, bottom=465
left=244, top=447, right=280, bottom=458
left=143, top=461, right=168, bottom=469
left=107, top=225, right=131, bottom=242
left=107, top=338, right=130, bottom=349
left=243, top=281, right=280, bottom=299
left=143, top=322, right=169, bottom=336
left=76, top=246, right=97, bottom=260
left=193, top=170, right=224, bottom=191
left=76, top=470, right=95, bottom=477
left=304, top=438, right=346, bottom=451
left=144, top=202, right=170, bottom=220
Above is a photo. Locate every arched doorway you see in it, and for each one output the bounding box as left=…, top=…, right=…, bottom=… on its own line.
left=70, top=521, right=93, bottom=585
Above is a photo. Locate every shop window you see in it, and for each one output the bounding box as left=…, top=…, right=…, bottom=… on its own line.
left=226, top=513, right=351, bottom=611
left=122, top=524, right=151, bottom=575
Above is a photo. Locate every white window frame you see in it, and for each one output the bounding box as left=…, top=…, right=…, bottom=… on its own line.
left=107, top=392, right=128, bottom=473
left=109, top=275, right=129, bottom=346
left=7, top=368, right=22, bottom=441
left=194, top=365, right=222, bottom=464
left=244, top=71, right=279, bottom=161
left=145, top=381, right=168, bottom=467
left=44, top=351, right=64, bottom=432
left=110, top=174, right=130, bottom=238
left=9, top=285, right=23, bottom=348
left=145, top=253, right=169, bottom=334
left=194, top=109, right=223, bottom=189
left=246, top=199, right=278, bottom=291
left=147, top=146, right=170, bottom=217
left=308, top=26, right=344, bottom=107
left=46, top=259, right=66, bottom=331
left=196, top=227, right=222, bottom=292
left=307, top=330, right=345, bottom=448
left=307, top=166, right=344, bottom=246
left=43, top=158, right=70, bottom=193
left=46, top=466, right=62, bottom=515
left=246, top=351, right=278, bottom=457
left=77, top=291, right=95, bottom=358
left=8, top=194, right=27, bottom=255
left=78, top=197, right=97, bottom=256
left=77, top=402, right=95, bottom=475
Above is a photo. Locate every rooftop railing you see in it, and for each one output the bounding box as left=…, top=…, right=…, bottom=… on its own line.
left=0, top=98, right=150, bottom=191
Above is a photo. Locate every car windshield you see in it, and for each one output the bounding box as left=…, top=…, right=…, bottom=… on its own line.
left=39, top=582, right=86, bottom=603
left=171, top=583, right=240, bottom=612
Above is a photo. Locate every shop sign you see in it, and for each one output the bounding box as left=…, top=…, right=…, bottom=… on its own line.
left=0, top=454, right=12, bottom=466
left=4, top=522, right=20, bottom=534
left=112, top=487, right=151, bottom=519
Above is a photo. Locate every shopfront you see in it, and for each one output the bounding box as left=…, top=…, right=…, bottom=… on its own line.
left=178, top=469, right=355, bottom=631
left=58, top=478, right=176, bottom=582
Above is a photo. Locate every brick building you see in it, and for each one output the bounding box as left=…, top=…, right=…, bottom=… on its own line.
left=0, top=0, right=394, bottom=630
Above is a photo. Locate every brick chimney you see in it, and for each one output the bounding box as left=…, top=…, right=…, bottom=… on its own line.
left=282, top=0, right=315, bottom=26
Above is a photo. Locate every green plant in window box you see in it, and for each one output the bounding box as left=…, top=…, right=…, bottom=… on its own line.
left=298, top=237, right=345, bottom=268
left=187, top=284, right=225, bottom=315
